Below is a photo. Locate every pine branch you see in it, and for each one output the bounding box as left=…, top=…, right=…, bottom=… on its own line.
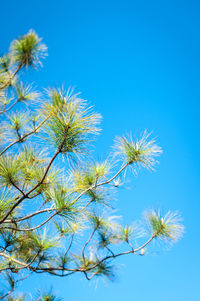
left=0, top=115, right=50, bottom=156
left=0, top=62, right=23, bottom=91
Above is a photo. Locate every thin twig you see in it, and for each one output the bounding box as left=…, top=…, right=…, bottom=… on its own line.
left=0, top=115, right=50, bottom=156
left=4, top=207, right=55, bottom=223
left=0, top=62, right=23, bottom=91
left=0, top=98, right=19, bottom=114
left=82, top=226, right=98, bottom=261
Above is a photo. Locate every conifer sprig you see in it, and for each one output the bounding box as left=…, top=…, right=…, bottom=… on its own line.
left=10, top=30, right=47, bottom=68
left=114, top=131, right=162, bottom=170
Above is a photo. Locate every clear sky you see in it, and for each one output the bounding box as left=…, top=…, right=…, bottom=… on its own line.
left=1, top=0, right=200, bottom=300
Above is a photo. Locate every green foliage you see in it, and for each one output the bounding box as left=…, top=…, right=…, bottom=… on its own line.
left=145, top=209, right=184, bottom=243
left=42, top=88, right=101, bottom=157
left=16, top=229, right=57, bottom=258
left=114, top=131, right=162, bottom=169
left=10, top=30, right=47, bottom=68
left=89, top=212, right=120, bottom=231
left=72, top=161, right=110, bottom=204
left=73, top=161, right=110, bottom=190
left=0, top=55, right=10, bottom=71
left=0, top=31, right=184, bottom=300
left=36, top=292, right=62, bottom=301
left=93, top=261, right=115, bottom=280
left=14, top=82, right=40, bottom=103
left=0, top=189, right=15, bottom=220
left=0, top=155, right=21, bottom=187
left=45, top=184, right=79, bottom=220
left=8, top=113, right=26, bottom=131
left=119, top=225, right=134, bottom=242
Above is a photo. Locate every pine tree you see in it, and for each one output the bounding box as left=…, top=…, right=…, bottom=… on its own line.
left=0, top=31, right=184, bottom=300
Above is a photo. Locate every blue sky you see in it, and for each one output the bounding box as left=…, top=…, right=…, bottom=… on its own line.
left=1, top=0, right=200, bottom=300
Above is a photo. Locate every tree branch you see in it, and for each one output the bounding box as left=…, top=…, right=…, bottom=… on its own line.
left=0, top=62, right=23, bottom=91
left=82, top=226, right=98, bottom=261
left=0, top=98, right=20, bottom=115
left=4, top=207, right=55, bottom=223
left=0, top=115, right=50, bottom=156
left=0, top=122, right=70, bottom=224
